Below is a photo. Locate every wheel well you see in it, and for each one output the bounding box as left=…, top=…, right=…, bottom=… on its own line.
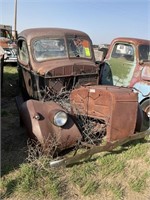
left=140, top=97, right=150, bottom=105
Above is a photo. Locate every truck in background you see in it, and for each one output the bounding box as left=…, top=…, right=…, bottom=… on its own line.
left=0, top=24, right=17, bottom=64
left=98, top=37, right=150, bottom=118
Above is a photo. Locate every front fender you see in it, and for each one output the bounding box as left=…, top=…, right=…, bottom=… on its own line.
left=20, top=100, right=82, bottom=151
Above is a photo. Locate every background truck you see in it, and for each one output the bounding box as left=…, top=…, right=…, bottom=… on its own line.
left=0, top=24, right=17, bottom=63
left=98, top=37, right=150, bottom=118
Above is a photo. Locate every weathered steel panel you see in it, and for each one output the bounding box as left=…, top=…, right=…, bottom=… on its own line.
left=70, top=85, right=138, bottom=142
left=20, top=100, right=82, bottom=151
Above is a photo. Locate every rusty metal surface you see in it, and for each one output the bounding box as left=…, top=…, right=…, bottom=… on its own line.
left=18, top=62, right=99, bottom=101
left=20, top=99, right=82, bottom=151
left=17, top=32, right=149, bottom=155
left=100, top=37, right=150, bottom=114
left=70, top=85, right=138, bottom=142
left=38, top=60, right=98, bottom=76
left=141, top=65, right=150, bottom=81
left=19, top=28, right=91, bottom=45
left=104, top=37, right=150, bottom=86
left=18, top=28, right=96, bottom=71
left=103, top=38, right=149, bottom=86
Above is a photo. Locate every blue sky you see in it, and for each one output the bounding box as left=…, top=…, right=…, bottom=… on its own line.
left=1, top=0, right=150, bottom=44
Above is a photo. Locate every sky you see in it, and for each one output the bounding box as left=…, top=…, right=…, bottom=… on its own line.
left=1, top=0, right=150, bottom=44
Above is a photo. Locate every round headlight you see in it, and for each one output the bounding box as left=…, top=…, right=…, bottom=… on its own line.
left=53, top=111, right=68, bottom=127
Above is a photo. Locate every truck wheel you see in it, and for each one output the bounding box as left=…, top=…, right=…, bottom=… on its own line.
left=140, top=99, right=150, bottom=118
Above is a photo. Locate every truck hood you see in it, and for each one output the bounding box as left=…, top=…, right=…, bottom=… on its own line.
left=35, top=59, right=98, bottom=77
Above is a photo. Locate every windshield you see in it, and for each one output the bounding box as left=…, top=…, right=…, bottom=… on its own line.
left=33, top=38, right=67, bottom=61
left=33, top=36, right=92, bottom=61
left=139, top=44, right=150, bottom=61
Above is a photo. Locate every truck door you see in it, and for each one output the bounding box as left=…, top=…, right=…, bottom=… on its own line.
left=105, top=43, right=135, bottom=87
left=18, top=39, right=34, bottom=99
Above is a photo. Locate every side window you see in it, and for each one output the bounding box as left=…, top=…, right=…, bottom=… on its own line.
left=111, top=43, right=134, bottom=61
left=18, top=40, right=29, bottom=64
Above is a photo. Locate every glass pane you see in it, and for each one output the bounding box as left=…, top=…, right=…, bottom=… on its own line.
left=33, top=38, right=67, bottom=61
left=111, top=43, right=134, bottom=61
left=19, top=41, right=29, bottom=64
left=67, top=36, right=92, bottom=59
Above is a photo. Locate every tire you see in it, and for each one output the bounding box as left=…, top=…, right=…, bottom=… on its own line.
left=140, top=99, right=150, bottom=118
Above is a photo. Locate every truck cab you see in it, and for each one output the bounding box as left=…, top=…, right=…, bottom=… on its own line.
left=17, top=28, right=99, bottom=100
left=99, top=37, right=150, bottom=117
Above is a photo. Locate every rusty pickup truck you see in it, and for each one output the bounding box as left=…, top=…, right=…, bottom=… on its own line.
left=16, top=29, right=149, bottom=163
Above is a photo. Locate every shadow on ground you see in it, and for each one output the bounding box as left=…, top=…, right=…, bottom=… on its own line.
left=1, top=66, right=28, bottom=176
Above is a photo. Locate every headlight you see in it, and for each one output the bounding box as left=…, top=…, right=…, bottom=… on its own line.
left=53, top=111, right=68, bottom=127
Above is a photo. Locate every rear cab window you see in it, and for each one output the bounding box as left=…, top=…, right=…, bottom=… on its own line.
left=111, top=43, right=135, bottom=62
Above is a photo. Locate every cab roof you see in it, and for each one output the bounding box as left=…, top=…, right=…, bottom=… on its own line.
left=111, top=37, right=150, bottom=45
left=18, top=28, right=91, bottom=45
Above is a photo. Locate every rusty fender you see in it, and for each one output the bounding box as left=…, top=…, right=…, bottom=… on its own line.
left=20, top=100, right=82, bottom=150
